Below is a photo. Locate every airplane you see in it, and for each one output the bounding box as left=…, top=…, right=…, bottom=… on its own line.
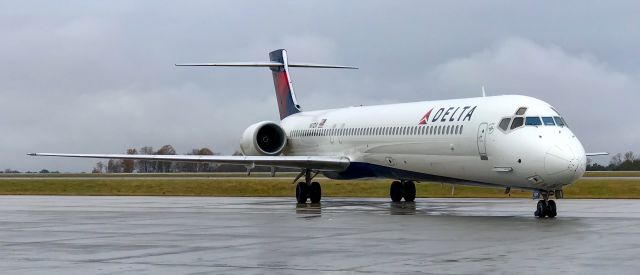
left=30, top=49, right=608, bottom=218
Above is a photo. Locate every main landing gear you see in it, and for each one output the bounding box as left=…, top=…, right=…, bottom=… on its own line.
left=295, top=169, right=321, bottom=204
left=533, top=190, right=561, bottom=218
left=390, top=180, right=416, bottom=202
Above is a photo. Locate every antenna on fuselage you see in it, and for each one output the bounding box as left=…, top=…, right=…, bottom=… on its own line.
left=482, top=86, right=486, bottom=97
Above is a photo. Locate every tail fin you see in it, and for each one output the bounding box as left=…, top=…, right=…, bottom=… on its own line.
left=176, top=49, right=357, bottom=120
left=269, top=49, right=301, bottom=119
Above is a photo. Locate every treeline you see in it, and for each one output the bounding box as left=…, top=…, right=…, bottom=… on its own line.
left=1, top=169, right=59, bottom=174
left=91, top=145, right=293, bottom=173
left=587, top=151, right=640, bottom=171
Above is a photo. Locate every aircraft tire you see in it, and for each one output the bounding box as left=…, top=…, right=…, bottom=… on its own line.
left=309, top=182, right=321, bottom=203
left=390, top=181, right=403, bottom=202
left=296, top=182, right=309, bottom=204
left=546, top=200, right=557, bottom=218
left=535, top=200, right=547, bottom=218
left=403, top=181, right=416, bottom=202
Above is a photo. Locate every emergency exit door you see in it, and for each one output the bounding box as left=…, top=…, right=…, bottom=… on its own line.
left=477, top=122, right=488, bottom=160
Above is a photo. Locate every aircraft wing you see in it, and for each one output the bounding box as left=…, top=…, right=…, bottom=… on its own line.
left=28, top=153, right=350, bottom=171
left=586, top=152, right=609, bottom=156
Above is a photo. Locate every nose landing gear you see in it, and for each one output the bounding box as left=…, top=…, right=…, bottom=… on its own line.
left=533, top=190, right=558, bottom=218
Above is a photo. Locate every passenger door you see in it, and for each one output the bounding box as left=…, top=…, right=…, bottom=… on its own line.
left=477, top=122, right=488, bottom=160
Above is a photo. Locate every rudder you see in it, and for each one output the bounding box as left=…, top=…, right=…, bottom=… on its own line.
left=269, top=49, right=301, bottom=120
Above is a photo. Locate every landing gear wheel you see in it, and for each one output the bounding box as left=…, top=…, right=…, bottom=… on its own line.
left=403, top=181, right=416, bottom=202
left=546, top=200, right=557, bottom=218
left=535, top=200, right=547, bottom=218
left=296, top=182, right=309, bottom=204
left=390, top=181, right=403, bottom=202
left=309, top=182, right=322, bottom=203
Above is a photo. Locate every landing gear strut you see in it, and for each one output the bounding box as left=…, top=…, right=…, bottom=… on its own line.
left=534, top=190, right=558, bottom=218
left=389, top=180, right=416, bottom=202
left=295, top=169, right=322, bottom=204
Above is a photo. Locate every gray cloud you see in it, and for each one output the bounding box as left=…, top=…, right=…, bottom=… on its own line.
left=1, top=1, right=638, bottom=171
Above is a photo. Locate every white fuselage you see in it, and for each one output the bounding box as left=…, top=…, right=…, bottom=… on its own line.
left=279, top=95, right=586, bottom=191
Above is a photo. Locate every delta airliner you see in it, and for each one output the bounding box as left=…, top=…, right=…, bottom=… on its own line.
left=30, top=49, right=606, bottom=217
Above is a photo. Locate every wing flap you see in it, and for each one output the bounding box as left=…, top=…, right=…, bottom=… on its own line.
left=28, top=153, right=350, bottom=171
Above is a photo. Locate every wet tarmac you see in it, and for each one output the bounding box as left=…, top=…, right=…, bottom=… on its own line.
left=2, top=196, right=640, bottom=274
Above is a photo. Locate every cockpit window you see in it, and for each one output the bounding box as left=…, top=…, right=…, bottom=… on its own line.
left=554, top=116, right=567, bottom=127
left=499, top=118, right=511, bottom=131
left=542, top=117, right=555, bottom=126
left=510, top=117, right=524, bottom=129
left=525, top=117, right=542, bottom=126
left=515, top=107, right=527, bottom=115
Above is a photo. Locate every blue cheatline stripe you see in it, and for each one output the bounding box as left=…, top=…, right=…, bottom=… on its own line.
left=322, top=162, right=512, bottom=189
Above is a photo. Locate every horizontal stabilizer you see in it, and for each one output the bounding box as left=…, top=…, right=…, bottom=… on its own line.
left=176, top=62, right=358, bottom=69
left=586, top=152, right=609, bottom=156
left=176, top=49, right=358, bottom=120
left=28, top=153, right=350, bottom=171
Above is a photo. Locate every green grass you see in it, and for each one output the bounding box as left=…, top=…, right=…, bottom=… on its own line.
left=583, top=171, right=640, bottom=177
left=0, top=172, right=299, bottom=178
left=0, top=177, right=639, bottom=198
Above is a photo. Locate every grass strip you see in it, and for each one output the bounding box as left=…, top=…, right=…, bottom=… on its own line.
left=0, top=178, right=639, bottom=198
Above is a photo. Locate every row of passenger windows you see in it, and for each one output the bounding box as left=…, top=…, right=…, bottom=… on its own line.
left=499, top=116, right=567, bottom=131
left=290, top=125, right=464, bottom=138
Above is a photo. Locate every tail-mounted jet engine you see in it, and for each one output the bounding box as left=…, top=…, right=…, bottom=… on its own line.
left=240, top=121, right=287, bottom=156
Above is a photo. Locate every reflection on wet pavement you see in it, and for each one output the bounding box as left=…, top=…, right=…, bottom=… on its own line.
left=1, top=196, right=640, bottom=273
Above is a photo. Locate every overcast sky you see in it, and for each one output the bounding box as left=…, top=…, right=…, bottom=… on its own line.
left=2, top=1, right=639, bottom=172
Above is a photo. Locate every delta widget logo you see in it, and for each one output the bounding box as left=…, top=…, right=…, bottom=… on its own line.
left=418, top=108, right=433, bottom=125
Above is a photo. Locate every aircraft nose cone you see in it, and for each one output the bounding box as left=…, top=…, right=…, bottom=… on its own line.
left=545, top=144, right=578, bottom=178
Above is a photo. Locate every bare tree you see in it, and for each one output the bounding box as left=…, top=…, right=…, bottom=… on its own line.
left=624, top=151, right=635, bottom=162
left=122, top=148, right=137, bottom=173
left=92, top=161, right=105, bottom=173
left=155, top=145, right=176, bottom=173
left=197, top=147, right=214, bottom=172
left=107, top=159, right=123, bottom=173
left=137, top=146, right=154, bottom=173
left=610, top=153, right=622, bottom=167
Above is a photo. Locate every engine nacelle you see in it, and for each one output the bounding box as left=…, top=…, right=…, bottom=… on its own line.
left=240, top=121, right=288, bottom=156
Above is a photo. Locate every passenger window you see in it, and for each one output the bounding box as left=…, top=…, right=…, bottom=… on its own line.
left=554, top=116, right=566, bottom=127
left=516, top=107, right=527, bottom=115
left=499, top=118, right=511, bottom=131
left=459, top=125, right=463, bottom=134
left=455, top=125, right=459, bottom=134
left=525, top=117, right=542, bottom=126
left=542, top=117, right=555, bottom=126
left=511, top=117, right=524, bottom=129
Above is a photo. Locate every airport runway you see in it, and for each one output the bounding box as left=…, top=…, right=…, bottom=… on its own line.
left=2, top=197, right=640, bottom=274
